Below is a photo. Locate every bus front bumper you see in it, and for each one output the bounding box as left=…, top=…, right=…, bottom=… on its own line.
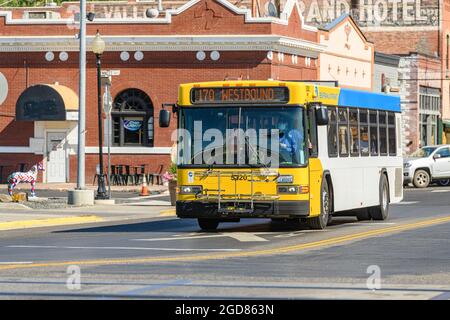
left=176, top=200, right=309, bottom=219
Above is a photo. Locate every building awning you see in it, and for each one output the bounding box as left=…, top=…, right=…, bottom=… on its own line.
left=16, top=84, right=78, bottom=121
left=442, top=120, right=450, bottom=128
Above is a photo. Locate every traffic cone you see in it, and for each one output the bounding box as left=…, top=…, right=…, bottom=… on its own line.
left=140, top=174, right=149, bottom=196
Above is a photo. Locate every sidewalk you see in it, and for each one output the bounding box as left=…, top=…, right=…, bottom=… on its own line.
left=0, top=197, right=176, bottom=232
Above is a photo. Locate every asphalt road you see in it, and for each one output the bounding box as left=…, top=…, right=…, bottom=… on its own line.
left=0, top=186, right=449, bottom=300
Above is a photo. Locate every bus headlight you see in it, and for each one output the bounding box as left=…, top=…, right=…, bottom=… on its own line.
left=278, top=185, right=299, bottom=194
left=179, top=185, right=203, bottom=194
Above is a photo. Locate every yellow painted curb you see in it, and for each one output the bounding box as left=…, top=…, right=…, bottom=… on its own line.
left=158, top=209, right=176, bottom=217
left=0, top=215, right=104, bottom=231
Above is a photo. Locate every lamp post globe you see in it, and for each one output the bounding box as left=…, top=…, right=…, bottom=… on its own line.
left=92, top=31, right=105, bottom=56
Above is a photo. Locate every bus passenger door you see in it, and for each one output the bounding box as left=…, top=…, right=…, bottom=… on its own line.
left=308, top=106, right=322, bottom=217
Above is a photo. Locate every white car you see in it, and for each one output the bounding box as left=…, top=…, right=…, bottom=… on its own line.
left=404, top=145, right=450, bottom=188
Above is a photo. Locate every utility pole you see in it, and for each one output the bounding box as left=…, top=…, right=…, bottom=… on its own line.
left=69, top=0, right=94, bottom=205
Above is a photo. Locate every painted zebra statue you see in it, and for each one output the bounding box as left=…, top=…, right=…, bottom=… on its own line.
left=7, top=162, right=45, bottom=198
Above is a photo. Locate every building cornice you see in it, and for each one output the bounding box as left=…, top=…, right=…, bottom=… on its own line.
left=0, top=35, right=325, bottom=57
left=0, top=0, right=318, bottom=31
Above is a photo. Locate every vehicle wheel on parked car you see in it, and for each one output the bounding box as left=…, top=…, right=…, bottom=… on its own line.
left=413, top=169, right=431, bottom=188
left=368, top=174, right=390, bottom=221
left=438, top=179, right=450, bottom=187
left=198, top=218, right=219, bottom=231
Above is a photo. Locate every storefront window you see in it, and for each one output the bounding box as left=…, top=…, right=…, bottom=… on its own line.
left=419, top=86, right=440, bottom=146
left=112, top=89, right=154, bottom=147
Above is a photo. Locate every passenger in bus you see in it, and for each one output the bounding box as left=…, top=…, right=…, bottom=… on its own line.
left=277, top=118, right=304, bottom=164
left=371, top=134, right=378, bottom=154
left=360, top=132, right=369, bottom=154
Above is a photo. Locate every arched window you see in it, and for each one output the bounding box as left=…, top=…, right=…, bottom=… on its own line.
left=112, top=89, right=154, bottom=147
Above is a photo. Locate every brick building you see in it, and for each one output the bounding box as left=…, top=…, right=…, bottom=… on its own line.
left=0, top=0, right=324, bottom=183
left=270, top=0, right=449, bottom=153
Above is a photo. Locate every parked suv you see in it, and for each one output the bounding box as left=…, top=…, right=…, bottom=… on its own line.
left=404, top=145, right=450, bottom=188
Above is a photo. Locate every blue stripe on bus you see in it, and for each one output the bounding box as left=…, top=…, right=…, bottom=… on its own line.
left=337, top=88, right=401, bottom=112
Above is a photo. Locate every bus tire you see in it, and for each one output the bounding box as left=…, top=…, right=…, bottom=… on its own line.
left=198, top=218, right=219, bottom=231
left=368, top=174, right=389, bottom=221
left=307, top=178, right=331, bottom=230
left=413, top=169, right=430, bottom=188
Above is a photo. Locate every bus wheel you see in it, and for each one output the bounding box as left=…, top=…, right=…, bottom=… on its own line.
left=369, top=174, right=389, bottom=221
left=356, top=208, right=371, bottom=221
left=198, top=218, right=219, bottom=231
left=413, top=169, right=430, bottom=188
left=307, top=179, right=331, bottom=230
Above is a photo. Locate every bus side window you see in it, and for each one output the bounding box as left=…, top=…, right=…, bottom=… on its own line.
left=369, top=110, right=379, bottom=156
left=308, top=107, right=318, bottom=157
left=349, top=108, right=359, bottom=156
left=388, top=112, right=396, bottom=156
left=327, top=107, right=338, bottom=157
left=379, top=111, right=388, bottom=155
left=338, top=108, right=349, bottom=157
left=359, top=109, right=369, bottom=156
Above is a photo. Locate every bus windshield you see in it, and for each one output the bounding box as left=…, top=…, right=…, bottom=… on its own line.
left=178, top=106, right=306, bottom=167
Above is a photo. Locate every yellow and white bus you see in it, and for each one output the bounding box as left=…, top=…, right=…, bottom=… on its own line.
left=159, top=81, right=403, bottom=230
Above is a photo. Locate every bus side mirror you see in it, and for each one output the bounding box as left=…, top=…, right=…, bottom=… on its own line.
left=315, top=106, right=329, bottom=125
left=159, top=109, right=171, bottom=128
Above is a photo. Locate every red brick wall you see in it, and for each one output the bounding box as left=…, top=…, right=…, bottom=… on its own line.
left=365, top=31, right=439, bottom=56
left=0, top=154, right=44, bottom=183
left=0, top=0, right=319, bottom=182
left=69, top=154, right=172, bottom=183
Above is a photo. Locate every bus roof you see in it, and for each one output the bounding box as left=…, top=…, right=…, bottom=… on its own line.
left=178, top=81, right=401, bottom=112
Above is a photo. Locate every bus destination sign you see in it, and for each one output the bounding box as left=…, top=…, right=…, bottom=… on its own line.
left=191, top=87, right=289, bottom=104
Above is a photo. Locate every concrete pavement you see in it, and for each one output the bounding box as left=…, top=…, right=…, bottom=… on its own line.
left=0, top=187, right=449, bottom=299
left=0, top=191, right=174, bottom=232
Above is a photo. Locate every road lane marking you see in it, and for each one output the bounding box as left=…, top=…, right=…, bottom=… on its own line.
left=1, top=215, right=450, bottom=271
left=226, top=232, right=268, bottom=242
left=158, top=209, right=176, bottom=217
left=431, top=190, right=450, bottom=193
left=395, top=201, right=419, bottom=205
left=118, top=279, right=191, bottom=296
left=6, top=245, right=240, bottom=252
left=126, top=192, right=169, bottom=201
left=0, top=215, right=103, bottom=231
left=0, top=262, right=33, bottom=265
left=133, top=232, right=271, bottom=242
left=127, top=200, right=172, bottom=206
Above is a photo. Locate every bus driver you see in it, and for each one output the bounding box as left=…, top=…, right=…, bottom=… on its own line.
left=277, top=117, right=304, bottom=164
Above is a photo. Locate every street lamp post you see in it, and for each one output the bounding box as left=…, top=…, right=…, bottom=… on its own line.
left=103, top=78, right=113, bottom=200
left=92, top=30, right=107, bottom=200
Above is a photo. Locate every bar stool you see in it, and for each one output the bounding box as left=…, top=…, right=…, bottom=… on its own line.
left=122, top=165, right=135, bottom=185
left=18, top=163, right=26, bottom=172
